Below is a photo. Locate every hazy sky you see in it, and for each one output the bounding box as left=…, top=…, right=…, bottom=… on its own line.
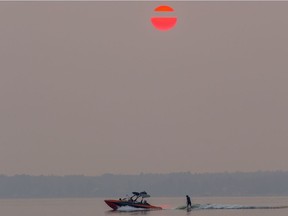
left=0, top=2, right=288, bottom=176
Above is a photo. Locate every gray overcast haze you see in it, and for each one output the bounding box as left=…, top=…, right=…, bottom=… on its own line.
left=0, top=2, right=288, bottom=176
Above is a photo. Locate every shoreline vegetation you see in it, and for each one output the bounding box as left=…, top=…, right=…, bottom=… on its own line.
left=0, top=171, right=287, bottom=198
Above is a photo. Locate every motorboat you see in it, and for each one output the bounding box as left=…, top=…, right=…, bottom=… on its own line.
left=104, top=191, right=162, bottom=210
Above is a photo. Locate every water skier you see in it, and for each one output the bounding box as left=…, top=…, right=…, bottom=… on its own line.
left=186, top=195, right=192, bottom=209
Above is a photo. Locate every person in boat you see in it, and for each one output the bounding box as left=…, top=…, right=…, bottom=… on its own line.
left=186, top=195, right=192, bottom=209
left=128, top=196, right=135, bottom=203
left=143, top=200, right=149, bottom=205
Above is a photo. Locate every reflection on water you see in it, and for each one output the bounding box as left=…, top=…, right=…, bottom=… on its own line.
left=1, top=197, right=288, bottom=216
left=105, top=210, right=149, bottom=215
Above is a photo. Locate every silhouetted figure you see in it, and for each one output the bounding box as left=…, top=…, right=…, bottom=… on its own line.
left=186, top=195, right=192, bottom=209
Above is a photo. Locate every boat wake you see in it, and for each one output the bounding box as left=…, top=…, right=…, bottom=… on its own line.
left=117, top=206, right=148, bottom=212
left=176, top=204, right=288, bottom=210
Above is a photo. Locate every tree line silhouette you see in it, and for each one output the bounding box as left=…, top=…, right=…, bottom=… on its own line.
left=0, top=171, right=287, bottom=198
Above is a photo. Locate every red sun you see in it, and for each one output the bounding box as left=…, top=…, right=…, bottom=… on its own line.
left=151, top=5, right=177, bottom=31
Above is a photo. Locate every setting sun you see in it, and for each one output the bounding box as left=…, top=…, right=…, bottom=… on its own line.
left=151, top=5, right=177, bottom=31
left=154, top=5, right=174, bottom=12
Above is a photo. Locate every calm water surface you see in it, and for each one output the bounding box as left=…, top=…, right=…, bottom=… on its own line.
left=0, top=197, right=287, bottom=216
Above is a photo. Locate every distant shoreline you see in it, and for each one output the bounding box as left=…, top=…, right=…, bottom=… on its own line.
left=0, top=171, right=287, bottom=198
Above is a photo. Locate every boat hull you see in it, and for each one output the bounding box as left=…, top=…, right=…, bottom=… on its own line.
left=105, top=199, right=162, bottom=210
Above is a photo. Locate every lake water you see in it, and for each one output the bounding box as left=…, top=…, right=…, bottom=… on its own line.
left=0, top=196, right=287, bottom=216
